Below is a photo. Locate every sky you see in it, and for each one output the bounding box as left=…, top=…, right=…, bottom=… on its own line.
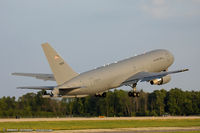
left=0, top=0, right=200, bottom=98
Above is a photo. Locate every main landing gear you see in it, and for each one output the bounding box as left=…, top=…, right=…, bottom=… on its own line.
left=128, top=83, right=140, bottom=97
left=95, top=92, right=107, bottom=97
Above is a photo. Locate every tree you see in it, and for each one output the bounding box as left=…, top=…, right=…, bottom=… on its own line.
left=0, top=88, right=199, bottom=118
left=148, top=89, right=167, bottom=116
left=166, top=88, right=185, bottom=115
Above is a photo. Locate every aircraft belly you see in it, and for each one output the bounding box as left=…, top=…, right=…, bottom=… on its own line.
left=89, top=79, right=110, bottom=94
left=65, top=86, right=105, bottom=95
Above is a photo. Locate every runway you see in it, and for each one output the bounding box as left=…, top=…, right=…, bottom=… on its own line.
left=1, top=117, right=200, bottom=133
left=54, top=127, right=200, bottom=133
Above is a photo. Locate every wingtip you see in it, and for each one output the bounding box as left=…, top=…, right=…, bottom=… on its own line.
left=183, top=69, right=189, bottom=72
left=11, top=73, right=17, bottom=75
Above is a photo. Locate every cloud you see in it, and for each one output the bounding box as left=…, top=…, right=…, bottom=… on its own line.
left=141, top=0, right=200, bottom=19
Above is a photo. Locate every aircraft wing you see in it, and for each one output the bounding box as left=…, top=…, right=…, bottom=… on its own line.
left=17, top=86, right=55, bottom=90
left=121, top=69, right=189, bottom=86
left=12, top=73, right=55, bottom=81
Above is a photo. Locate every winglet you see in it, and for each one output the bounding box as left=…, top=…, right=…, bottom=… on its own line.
left=181, top=69, right=189, bottom=72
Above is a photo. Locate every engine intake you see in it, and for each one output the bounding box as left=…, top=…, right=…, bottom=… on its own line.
left=150, top=75, right=171, bottom=85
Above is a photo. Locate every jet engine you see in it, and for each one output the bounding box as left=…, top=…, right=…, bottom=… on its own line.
left=150, top=75, right=171, bottom=85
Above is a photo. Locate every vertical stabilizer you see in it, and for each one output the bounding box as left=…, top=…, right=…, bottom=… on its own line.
left=42, top=43, right=78, bottom=85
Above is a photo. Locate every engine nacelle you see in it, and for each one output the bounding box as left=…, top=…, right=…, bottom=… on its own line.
left=150, top=75, right=171, bottom=85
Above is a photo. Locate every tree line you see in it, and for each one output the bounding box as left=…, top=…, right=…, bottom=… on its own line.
left=0, top=88, right=200, bottom=118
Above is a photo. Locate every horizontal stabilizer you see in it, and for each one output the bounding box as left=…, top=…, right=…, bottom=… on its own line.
left=12, top=73, right=55, bottom=81
left=17, top=85, right=85, bottom=90
left=42, top=94, right=88, bottom=98
left=17, top=86, right=55, bottom=90
left=61, top=95, right=88, bottom=98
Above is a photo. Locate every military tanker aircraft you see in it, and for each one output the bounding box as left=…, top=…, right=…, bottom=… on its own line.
left=12, top=43, right=188, bottom=98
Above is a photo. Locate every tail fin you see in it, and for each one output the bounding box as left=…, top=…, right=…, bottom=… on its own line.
left=42, top=43, right=78, bottom=85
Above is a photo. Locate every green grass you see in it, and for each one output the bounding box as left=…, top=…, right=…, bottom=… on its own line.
left=0, top=119, right=200, bottom=131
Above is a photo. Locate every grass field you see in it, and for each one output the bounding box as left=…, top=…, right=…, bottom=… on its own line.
left=0, top=119, right=200, bottom=131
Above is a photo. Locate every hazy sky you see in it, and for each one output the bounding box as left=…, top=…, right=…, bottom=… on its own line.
left=0, top=0, right=200, bottom=98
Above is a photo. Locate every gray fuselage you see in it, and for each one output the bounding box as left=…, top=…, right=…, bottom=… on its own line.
left=59, top=49, right=174, bottom=96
